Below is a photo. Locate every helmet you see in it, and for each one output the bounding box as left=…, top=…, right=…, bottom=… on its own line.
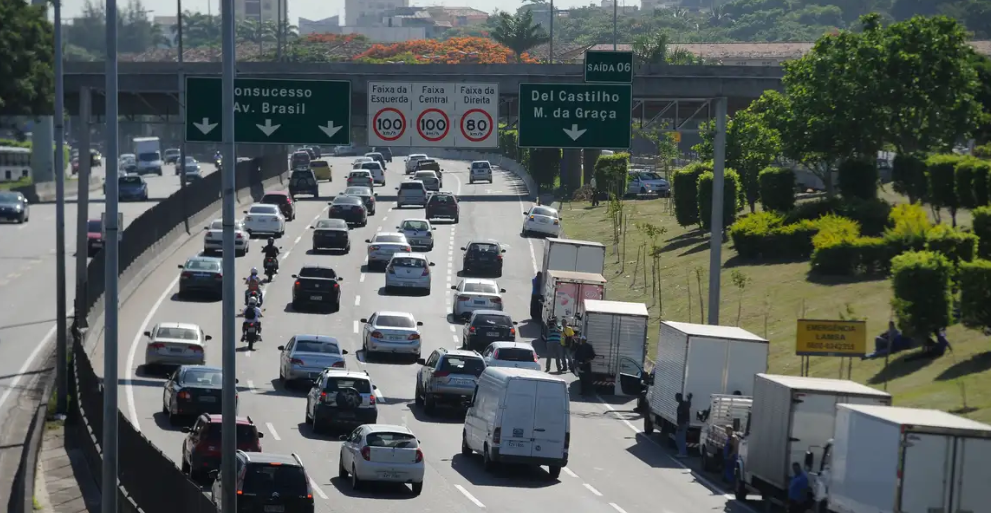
left=267, top=237, right=275, bottom=245
left=250, top=267, right=258, bottom=275
left=248, top=297, right=258, bottom=306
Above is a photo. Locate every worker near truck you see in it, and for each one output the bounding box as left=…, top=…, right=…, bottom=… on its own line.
left=722, top=425, right=739, bottom=483
left=788, top=462, right=810, bottom=513
left=574, top=336, right=597, bottom=396
left=675, top=392, right=693, bottom=458
left=544, top=319, right=565, bottom=373
left=562, top=321, right=576, bottom=372
left=530, top=272, right=543, bottom=319
left=589, top=176, right=599, bottom=207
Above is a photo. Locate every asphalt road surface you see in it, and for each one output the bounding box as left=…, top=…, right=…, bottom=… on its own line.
left=91, top=156, right=756, bottom=513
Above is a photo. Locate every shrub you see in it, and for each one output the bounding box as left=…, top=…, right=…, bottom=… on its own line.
left=728, top=212, right=783, bottom=259
left=697, top=169, right=741, bottom=231
left=498, top=129, right=521, bottom=161
left=758, top=167, right=796, bottom=212
left=785, top=197, right=843, bottom=223
left=954, top=157, right=982, bottom=209
left=958, top=259, right=991, bottom=331
left=672, top=162, right=710, bottom=227
left=927, top=153, right=964, bottom=225
left=973, top=159, right=991, bottom=208
left=811, top=239, right=862, bottom=275
left=769, top=220, right=820, bottom=259
left=974, top=206, right=991, bottom=259
left=883, top=203, right=931, bottom=254
left=857, top=237, right=895, bottom=274
left=973, top=143, right=991, bottom=159
left=811, top=214, right=860, bottom=250
left=925, top=224, right=978, bottom=263
left=527, top=148, right=562, bottom=191
left=892, top=153, right=928, bottom=203
left=838, top=198, right=892, bottom=237
left=837, top=158, right=879, bottom=200
left=593, top=152, right=630, bottom=198
left=890, top=251, right=954, bottom=339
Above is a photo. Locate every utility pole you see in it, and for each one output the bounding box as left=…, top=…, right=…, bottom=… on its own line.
left=53, top=0, right=69, bottom=416
left=706, top=97, right=727, bottom=325
left=177, top=0, right=187, bottom=197
left=613, top=0, right=617, bottom=50
left=548, top=0, right=554, bottom=64
left=74, top=88, right=92, bottom=331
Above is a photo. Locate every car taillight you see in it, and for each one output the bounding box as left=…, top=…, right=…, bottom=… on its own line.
left=319, top=391, right=328, bottom=402
left=493, top=349, right=499, bottom=359
left=334, top=282, right=339, bottom=288
left=332, top=361, right=345, bottom=368
left=352, top=206, right=362, bottom=212
left=408, top=333, right=420, bottom=340
left=149, top=342, right=165, bottom=350
left=370, top=245, right=380, bottom=251
left=371, top=331, right=383, bottom=338
left=421, top=268, right=429, bottom=276
left=369, top=394, right=376, bottom=405
left=402, top=247, right=411, bottom=252
left=510, top=328, right=516, bottom=336
left=294, top=281, right=301, bottom=288
left=565, top=432, right=570, bottom=449
left=533, top=351, right=539, bottom=362
left=468, top=327, right=475, bottom=333
left=554, top=219, right=560, bottom=225
left=433, top=371, right=450, bottom=378
left=491, top=297, right=502, bottom=304
left=178, top=391, right=191, bottom=400
left=181, top=272, right=192, bottom=279
left=458, top=295, right=470, bottom=302
left=236, top=233, right=242, bottom=239
left=497, top=254, right=503, bottom=260
left=493, top=427, right=501, bottom=444
left=191, top=346, right=203, bottom=353
left=415, top=449, right=423, bottom=463
left=291, top=358, right=304, bottom=365
left=369, top=196, right=376, bottom=203
left=361, top=447, right=371, bottom=461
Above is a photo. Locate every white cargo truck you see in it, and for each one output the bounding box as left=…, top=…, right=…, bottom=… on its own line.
left=541, top=270, right=606, bottom=327
left=734, top=374, right=892, bottom=507
left=579, top=300, right=649, bottom=395
left=822, top=404, right=991, bottom=513
left=540, top=238, right=606, bottom=288
left=132, top=136, right=163, bottom=176
left=643, top=321, right=769, bottom=449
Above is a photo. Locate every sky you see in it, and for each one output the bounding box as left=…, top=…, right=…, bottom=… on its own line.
left=58, top=0, right=631, bottom=25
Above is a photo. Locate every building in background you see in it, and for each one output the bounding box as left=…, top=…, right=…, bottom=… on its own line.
left=299, top=15, right=340, bottom=35
left=425, top=6, right=488, bottom=27
left=235, top=0, right=288, bottom=23
left=345, top=0, right=409, bottom=26
left=153, top=15, right=177, bottom=47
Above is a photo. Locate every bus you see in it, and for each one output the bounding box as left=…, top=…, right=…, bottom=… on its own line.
left=0, top=146, right=32, bottom=183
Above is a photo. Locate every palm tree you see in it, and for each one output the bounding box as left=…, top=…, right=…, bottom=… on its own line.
left=173, top=11, right=220, bottom=48
left=489, top=10, right=549, bottom=62
left=633, top=32, right=669, bottom=66
left=706, top=6, right=733, bottom=28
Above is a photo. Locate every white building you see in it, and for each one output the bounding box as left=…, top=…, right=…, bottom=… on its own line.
left=235, top=0, right=288, bottom=23
left=299, top=15, right=340, bottom=35
left=345, top=0, right=409, bottom=26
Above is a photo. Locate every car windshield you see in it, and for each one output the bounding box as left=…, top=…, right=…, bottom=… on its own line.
left=365, top=432, right=418, bottom=448
left=315, top=219, right=345, bottom=229
left=119, top=176, right=142, bottom=185
left=375, top=235, right=405, bottom=244
left=402, top=221, right=430, bottom=231
left=261, top=195, right=288, bottom=204
left=639, top=172, right=664, bottom=180
left=324, top=377, right=372, bottom=393
left=184, top=157, right=197, bottom=165
left=463, top=282, right=498, bottom=294
left=298, top=267, right=337, bottom=279
left=205, top=424, right=259, bottom=444
left=186, top=259, right=220, bottom=271
left=87, top=220, right=102, bottom=232
left=469, top=243, right=499, bottom=253
left=429, top=195, right=453, bottom=204
left=472, top=162, right=490, bottom=168
left=375, top=315, right=415, bottom=328
left=295, top=340, right=341, bottom=354
left=241, top=463, right=308, bottom=496
left=473, top=314, right=513, bottom=327
left=181, top=368, right=223, bottom=386
left=249, top=205, right=278, bottom=215
left=0, top=192, right=21, bottom=203
left=439, top=356, right=485, bottom=376
left=400, top=182, right=423, bottom=190
left=391, top=257, right=426, bottom=268
left=531, top=207, right=557, bottom=217
left=334, top=196, right=361, bottom=205
left=137, top=152, right=159, bottom=162
left=495, top=347, right=536, bottom=362
left=155, top=327, right=198, bottom=340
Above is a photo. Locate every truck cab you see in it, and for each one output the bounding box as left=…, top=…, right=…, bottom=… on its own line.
left=698, top=394, right=752, bottom=473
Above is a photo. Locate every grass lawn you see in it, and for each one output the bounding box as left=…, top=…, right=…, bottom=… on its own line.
left=561, top=189, right=991, bottom=422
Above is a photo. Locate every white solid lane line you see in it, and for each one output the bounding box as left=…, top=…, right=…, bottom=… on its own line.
left=353, top=320, right=359, bottom=333
left=265, top=422, right=281, bottom=441
left=563, top=467, right=578, bottom=478
left=308, top=478, right=329, bottom=499
left=125, top=273, right=181, bottom=431
left=609, top=504, right=629, bottom=513
left=454, top=484, right=485, bottom=508
left=583, top=483, right=602, bottom=496
left=0, top=324, right=57, bottom=414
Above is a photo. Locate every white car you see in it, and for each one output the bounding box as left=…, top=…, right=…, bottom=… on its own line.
left=242, top=203, right=286, bottom=238
left=469, top=160, right=493, bottom=184
left=451, top=278, right=505, bottom=319
left=480, top=341, right=541, bottom=371
left=384, top=253, right=434, bottom=293
left=397, top=219, right=435, bottom=250
left=338, top=424, right=424, bottom=495
left=143, top=322, right=212, bottom=368
left=359, top=311, right=423, bottom=358
left=357, top=161, right=386, bottom=186
left=202, top=218, right=249, bottom=255
left=405, top=154, right=428, bottom=174
left=347, top=170, right=374, bottom=188
left=521, top=205, right=562, bottom=237
left=365, top=232, right=411, bottom=269
left=352, top=156, right=373, bottom=167
left=413, top=170, right=441, bottom=191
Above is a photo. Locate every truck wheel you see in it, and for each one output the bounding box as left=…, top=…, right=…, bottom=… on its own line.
left=733, top=469, right=747, bottom=501
left=643, top=415, right=654, bottom=435
left=700, top=449, right=711, bottom=471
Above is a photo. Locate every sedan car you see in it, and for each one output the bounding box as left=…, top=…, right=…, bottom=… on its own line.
left=384, top=254, right=434, bottom=294
left=521, top=205, right=562, bottom=237
left=451, top=278, right=506, bottom=319
left=291, top=266, right=343, bottom=310
left=86, top=218, right=103, bottom=256
left=424, top=192, right=459, bottom=222
left=461, top=239, right=505, bottom=276
left=397, top=219, right=435, bottom=251
left=278, top=335, right=349, bottom=387
left=311, top=218, right=350, bottom=252
left=202, top=218, right=249, bottom=255
left=242, top=203, right=286, bottom=238
left=117, top=175, right=149, bottom=201
left=405, top=154, right=427, bottom=174
left=177, top=256, right=224, bottom=298
left=161, top=365, right=237, bottom=423
left=0, top=191, right=29, bottom=223
left=182, top=156, right=202, bottom=182
left=480, top=341, right=540, bottom=371
left=359, top=311, right=423, bottom=359
left=328, top=195, right=367, bottom=227
left=347, top=170, right=374, bottom=189
left=338, top=424, right=424, bottom=495
left=365, top=232, right=411, bottom=270
left=344, top=186, right=377, bottom=214
left=462, top=310, right=518, bottom=352
left=468, top=160, right=493, bottom=183
left=143, top=322, right=212, bottom=369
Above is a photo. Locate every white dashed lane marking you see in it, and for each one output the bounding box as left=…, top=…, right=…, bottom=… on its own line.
left=265, top=422, right=281, bottom=440
left=353, top=320, right=359, bottom=333
left=454, top=484, right=485, bottom=508
left=583, top=483, right=602, bottom=496
left=354, top=295, right=361, bottom=306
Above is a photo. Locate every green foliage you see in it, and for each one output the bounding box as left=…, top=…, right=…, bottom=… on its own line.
left=489, top=9, right=549, bottom=61
left=883, top=203, right=932, bottom=254
left=593, top=153, right=631, bottom=198
left=64, top=0, right=171, bottom=57
left=785, top=197, right=891, bottom=237
left=728, top=212, right=784, bottom=259
left=757, top=167, right=796, bottom=212
left=0, top=0, right=54, bottom=115
left=811, top=214, right=861, bottom=250
left=891, top=153, right=929, bottom=203
left=786, top=197, right=844, bottom=223
left=526, top=148, right=561, bottom=191
left=498, top=129, right=522, bottom=162
left=811, top=237, right=887, bottom=276
left=672, top=163, right=710, bottom=228
left=769, top=220, right=821, bottom=259
left=927, top=153, right=964, bottom=223
left=972, top=206, right=991, bottom=259
left=954, top=157, right=982, bottom=209
left=958, top=259, right=991, bottom=331
left=972, top=159, right=991, bottom=208
left=924, top=224, right=978, bottom=263
left=697, top=169, right=741, bottom=231
left=837, top=158, right=879, bottom=200
left=890, top=251, right=954, bottom=339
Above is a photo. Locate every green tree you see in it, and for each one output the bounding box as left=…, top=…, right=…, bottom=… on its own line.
left=65, top=0, right=166, bottom=55
left=174, top=12, right=221, bottom=48
left=489, top=10, right=549, bottom=62
left=0, top=0, right=53, bottom=115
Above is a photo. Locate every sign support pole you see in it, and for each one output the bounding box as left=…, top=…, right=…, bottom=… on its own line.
left=706, top=97, right=727, bottom=325
left=74, top=87, right=91, bottom=333
left=54, top=0, right=69, bottom=415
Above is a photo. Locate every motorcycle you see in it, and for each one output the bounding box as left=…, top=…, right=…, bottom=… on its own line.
left=245, top=288, right=262, bottom=306
left=263, top=255, right=278, bottom=281
left=243, top=321, right=260, bottom=350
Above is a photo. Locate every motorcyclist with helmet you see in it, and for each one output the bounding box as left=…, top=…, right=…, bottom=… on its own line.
left=244, top=268, right=263, bottom=306
left=241, top=297, right=262, bottom=341
left=262, top=238, right=280, bottom=274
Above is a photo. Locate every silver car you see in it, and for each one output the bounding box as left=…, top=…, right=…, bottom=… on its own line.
left=451, top=278, right=506, bottom=319
left=384, top=253, right=434, bottom=293
left=405, top=153, right=428, bottom=174
left=203, top=218, right=249, bottom=255
left=397, top=218, right=435, bottom=250
left=278, top=334, right=349, bottom=387
left=143, top=322, right=212, bottom=368
left=413, top=171, right=440, bottom=191
left=365, top=232, right=411, bottom=270
left=468, top=161, right=493, bottom=184
left=347, top=170, right=374, bottom=188
left=397, top=181, right=428, bottom=208
left=414, top=348, right=485, bottom=413
left=360, top=311, right=423, bottom=359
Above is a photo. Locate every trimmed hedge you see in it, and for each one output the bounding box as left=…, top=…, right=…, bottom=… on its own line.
left=811, top=214, right=860, bottom=249
left=958, top=259, right=991, bottom=330
left=973, top=159, right=991, bottom=208
left=924, top=224, right=978, bottom=264
left=926, top=153, right=964, bottom=222
left=837, top=158, right=879, bottom=200
left=673, top=162, right=710, bottom=228
left=883, top=203, right=931, bottom=255
left=892, top=153, right=928, bottom=203
left=728, top=212, right=783, bottom=259
left=954, top=157, right=981, bottom=209
left=528, top=148, right=562, bottom=191
left=810, top=236, right=893, bottom=276
left=890, top=251, right=954, bottom=339
left=697, top=169, right=741, bottom=231
left=972, top=206, right=991, bottom=259
left=757, top=166, right=796, bottom=212
left=784, top=197, right=891, bottom=236
left=593, top=152, right=630, bottom=198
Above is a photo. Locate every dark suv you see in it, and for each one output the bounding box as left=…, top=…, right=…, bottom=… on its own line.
left=211, top=451, right=314, bottom=513
left=289, top=170, right=319, bottom=198
left=461, top=239, right=505, bottom=276
left=180, top=414, right=263, bottom=480
left=425, top=192, right=459, bottom=223
left=305, top=369, right=378, bottom=433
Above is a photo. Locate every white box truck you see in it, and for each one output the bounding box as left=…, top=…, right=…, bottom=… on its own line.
left=823, top=404, right=991, bottom=513
left=643, top=321, right=769, bottom=449
left=579, top=300, right=649, bottom=395
left=132, top=136, right=163, bottom=176
left=734, top=374, right=892, bottom=507
left=540, top=238, right=606, bottom=287
left=541, top=270, right=606, bottom=327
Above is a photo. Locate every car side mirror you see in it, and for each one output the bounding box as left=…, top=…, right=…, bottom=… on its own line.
left=373, top=384, right=378, bottom=389
left=512, top=321, right=519, bottom=325
left=499, top=289, right=506, bottom=293
left=429, top=262, right=435, bottom=267
left=337, top=276, right=344, bottom=281
left=416, top=358, right=426, bottom=365
left=450, top=286, right=457, bottom=290
left=364, top=239, right=371, bottom=243
left=394, top=187, right=399, bottom=190
left=417, top=321, right=424, bottom=326
left=360, top=318, right=368, bottom=323
left=181, top=427, right=191, bottom=433
left=277, top=345, right=285, bottom=350
left=143, top=331, right=151, bottom=337
left=373, top=193, right=378, bottom=197
left=291, top=274, right=298, bottom=278
left=205, top=335, right=213, bottom=341
left=308, top=226, right=313, bottom=229
left=257, top=432, right=264, bottom=438
left=242, top=210, right=248, bottom=214
left=523, top=210, right=528, bottom=215
left=460, top=247, right=466, bottom=251
left=235, top=378, right=239, bottom=384
left=202, top=226, right=208, bottom=230
left=177, top=265, right=184, bottom=269
left=342, top=349, right=349, bottom=355
left=501, top=249, right=507, bottom=253
left=328, top=201, right=334, bottom=205
left=431, top=227, right=436, bottom=230
left=339, top=435, right=348, bottom=441
left=395, top=226, right=400, bottom=229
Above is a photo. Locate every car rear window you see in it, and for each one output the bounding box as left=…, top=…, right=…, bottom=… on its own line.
left=324, top=377, right=372, bottom=393
left=333, top=196, right=361, bottom=205
left=531, top=207, right=557, bottom=217
left=261, top=194, right=289, bottom=204
left=241, top=463, right=308, bottom=496
left=186, top=259, right=220, bottom=271
left=473, top=314, right=512, bottom=327
left=429, top=195, right=454, bottom=204
left=119, top=176, right=142, bottom=185
left=402, top=220, right=430, bottom=231
left=391, top=257, right=425, bottom=268
left=472, top=162, right=490, bottom=169
left=87, top=220, right=102, bottom=232
left=350, top=171, right=371, bottom=178
left=315, top=219, right=346, bottom=229
left=439, top=356, right=485, bottom=376
left=294, top=340, right=340, bottom=354
left=469, top=243, right=498, bottom=253
left=205, top=424, right=258, bottom=443
left=298, top=267, right=337, bottom=279
left=249, top=205, right=279, bottom=214
left=375, top=315, right=415, bottom=328
left=400, top=182, right=424, bottom=190
left=365, top=432, right=417, bottom=448
left=375, top=235, right=405, bottom=244
left=156, top=327, right=198, bottom=340
left=495, top=348, right=535, bottom=362
left=463, top=282, right=498, bottom=294
left=310, top=161, right=328, bottom=168
left=181, top=368, right=222, bottom=385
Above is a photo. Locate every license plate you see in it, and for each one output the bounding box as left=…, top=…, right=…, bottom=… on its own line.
left=387, top=335, right=404, bottom=341
left=169, top=348, right=182, bottom=353
left=264, top=507, right=284, bottom=513
left=507, top=441, right=526, bottom=448
left=194, top=273, right=210, bottom=278
left=247, top=328, right=256, bottom=334
left=198, top=396, right=217, bottom=403
left=473, top=300, right=486, bottom=305
left=378, top=472, right=402, bottom=479
left=538, top=218, right=549, bottom=223
left=337, top=412, right=354, bottom=418
left=486, top=331, right=499, bottom=337
left=450, top=379, right=473, bottom=386
left=311, top=295, right=323, bottom=300
left=401, top=283, right=413, bottom=287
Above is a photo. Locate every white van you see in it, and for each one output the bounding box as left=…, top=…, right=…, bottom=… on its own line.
left=461, top=367, right=569, bottom=478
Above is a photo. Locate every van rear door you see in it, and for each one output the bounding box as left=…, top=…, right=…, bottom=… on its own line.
left=899, top=432, right=953, bottom=512
left=500, top=379, right=536, bottom=458
left=950, top=435, right=991, bottom=513
left=532, top=381, right=568, bottom=459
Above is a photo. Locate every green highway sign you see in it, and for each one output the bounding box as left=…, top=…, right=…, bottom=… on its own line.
left=518, top=83, right=632, bottom=149
left=584, top=50, right=634, bottom=83
left=184, top=77, right=351, bottom=145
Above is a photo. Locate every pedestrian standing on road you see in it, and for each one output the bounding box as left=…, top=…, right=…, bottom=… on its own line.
left=562, top=321, right=576, bottom=372
left=530, top=272, right=543, bottom=319
left=674, top=392, right=693, bottom=458
left=788, top=462, right=810, bottom=513
left=544, top=318, right=564, bottom=373
left=589, top=176, right=599, bottom=207
left=722, top=424, right=739, bottom=483
left=574, top=336, right=597, bottom=396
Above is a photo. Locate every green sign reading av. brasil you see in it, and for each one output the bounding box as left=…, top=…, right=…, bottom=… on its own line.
left=584, top=50, right=634, bottom=83
left=184, top=77, right=351, bottom=145
left=517, top=83, right=632, bottom=149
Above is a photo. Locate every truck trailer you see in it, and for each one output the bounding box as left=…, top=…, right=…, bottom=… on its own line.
left=579, top=299, right=649, bottom=394
left=540, top=238, right=606, bottom=289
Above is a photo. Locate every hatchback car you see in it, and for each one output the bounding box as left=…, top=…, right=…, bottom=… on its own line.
left=413, top=170, right=441, bottom=191
left=338, top=424, right=424, bottom=495
left=117, top=175, right=149, bottom=201
left=210, top=452, right=313, bottom=513
left=405, top=153, right=427, bottom=174
left=143, top=322, right=212, bottom=369
left=358, top=161, right=386, bottom=185
left=202, top=218, right=249, bottom=255
left=260, top=191, right=296, bottom=221
left=521, top=205, right=562, bottom=237
left=360, top=311, right=423, bottom=359
left=366, top=232, right=411, bottom=269
left=278, top=335, right=349, bottom=387
left=181, top=415, right=261, bottom=480
left=162, top=365, right=237, bottom=423
left=311, top=218, right=350, bottom=252
left=385, top=254, right=434, bottom=294
left=462, top=310, right=518, bottom=352
left=451, top=278, right=506, bottom=319
left=347, top=170, right=374, bottom=188
left=425, top=191, right=459, bottom=222
left=0, top=191, right=29, bottom=223
left=480, top=341, right=540, bottom=371
left=86, top=218, right=103, bottom=256
left=243, top=203, right=286, bottom=238
left=328, top=195, right=367, bottom=226
left=397, top=219, right=435, bottom=251
left=461, top=239, right=505, bottom=276
left=310, top=160, right=332, bottom=181
left=289, top=169, right=320, bottom=198
left=469, top=160, right=493, bottom=184
left=414, top=348, right=486, bottom=413
left=344, top=186, right=377, bottom=214
left=397, top=181, right=428, bottom=208
left=177, top=256, right=224, bottom=298
left=305, top=369, right=379, bottom=433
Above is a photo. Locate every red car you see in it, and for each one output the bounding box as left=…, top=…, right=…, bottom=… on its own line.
left=261, top=191, right=296, bottom=221
left=86, top=219, right=103, bottom=256
left=180, top=414, right=263, bottom=481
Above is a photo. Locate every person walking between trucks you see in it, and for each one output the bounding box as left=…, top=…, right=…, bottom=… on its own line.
left=788, top=462, right=810, bottom=513
left=544, top=319, right=564, bottom=373
left=574, top=336, right=597, bottom=396
left=562, top=321, right=576, bottom=372
left=675, top=392, right=693, bottom=458
left=722, top=425, right=738, bottom=483
left=530, top=272, right=543, bottom=319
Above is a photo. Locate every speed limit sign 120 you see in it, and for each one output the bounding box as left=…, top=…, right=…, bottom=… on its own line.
left=372, top=108, right=406, bottom=142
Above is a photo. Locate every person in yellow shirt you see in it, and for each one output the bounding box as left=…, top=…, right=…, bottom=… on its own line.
left=562, top=322, right=576, bottom=372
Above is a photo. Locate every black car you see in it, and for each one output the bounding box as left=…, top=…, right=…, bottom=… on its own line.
left=308, top=146, right=322, bottom=158
left=177, top=256, right=224, bottom=298
left=0, top=191, right=29, bottom=223
left=344, top=186, right=377, bottom=215
left=311, top=218, right=350, bottom=252
left=462, top=311, right=517, bottom=352
left=425, top=192, right=459, bottom=222
left=372, top=147, right=393, bottom=162
left=211, top=452, right=314, bottom=513
left=462, top=239, right=505, bottom=276
left=365, top=152, right=386, bottom=168
left=328, top=195, right=367, bottom=226
left=289, top=170, right=320, bottom=198
left=291, top=265, right=343, bottom=310
left=261, top=191, right=296, bottom=221
left=161, top=365, right=237, bottom=423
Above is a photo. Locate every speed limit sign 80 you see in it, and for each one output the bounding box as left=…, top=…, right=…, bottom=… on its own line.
left=460, top=109, right=494, bottom=143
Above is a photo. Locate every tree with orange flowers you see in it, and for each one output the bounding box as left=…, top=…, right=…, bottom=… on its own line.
left=353, top=36, right=537, bottom=64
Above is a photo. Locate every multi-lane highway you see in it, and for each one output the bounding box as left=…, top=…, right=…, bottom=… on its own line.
left=0, top=162, right=217, bottom=482
left=95, top=157, right=749, bottom=513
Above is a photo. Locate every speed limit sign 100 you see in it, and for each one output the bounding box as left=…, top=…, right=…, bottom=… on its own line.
left=460, top=109, right=494, bottom=143
left=416, top=108, right=450, bottom=142
left=373, top=108, right=406, bottom=142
